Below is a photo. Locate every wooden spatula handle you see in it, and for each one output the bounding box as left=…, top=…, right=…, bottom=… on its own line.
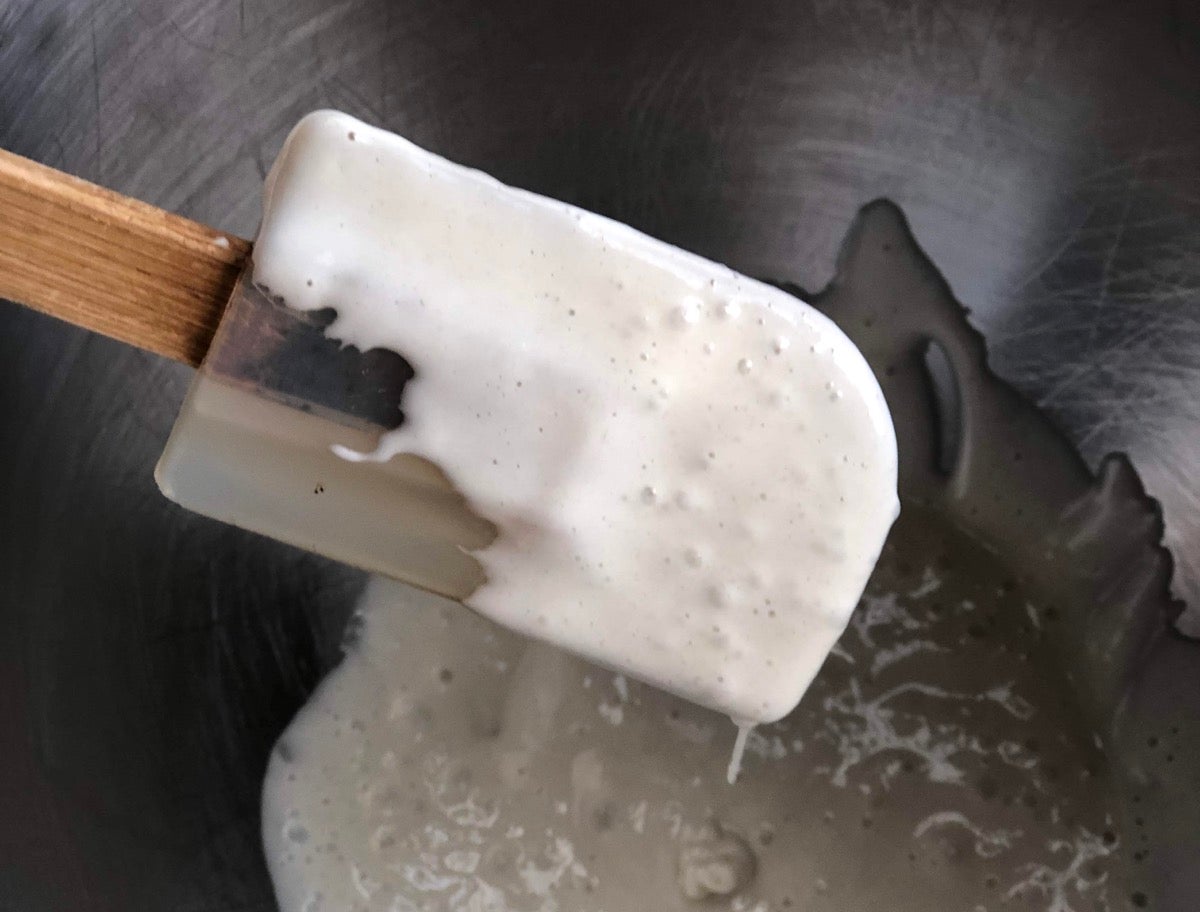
left=0, top=148, right=251, bottom=367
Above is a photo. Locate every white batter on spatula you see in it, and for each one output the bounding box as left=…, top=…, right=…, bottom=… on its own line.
left=253, top=110, right=898, bottom=731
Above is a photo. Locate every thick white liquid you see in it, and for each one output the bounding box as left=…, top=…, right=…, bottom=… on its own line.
left=264, top=539, right=1128, bottom=912
left=253, top=111, right=898, bottom=726
left=726, top=722, right=755, bottom=785
left=264, top=580, right=769, bottom=912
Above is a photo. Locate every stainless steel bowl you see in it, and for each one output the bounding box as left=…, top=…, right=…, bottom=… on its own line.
left=2, top=1, right=1197, bottom=909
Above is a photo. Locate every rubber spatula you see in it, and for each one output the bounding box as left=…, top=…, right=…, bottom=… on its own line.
left=0, top=146, right=493, bottom=600
left=0, top=105, right=902, bottom=732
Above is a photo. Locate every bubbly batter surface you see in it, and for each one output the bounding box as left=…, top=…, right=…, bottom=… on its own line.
left=254, top=111, right=898, bottom=724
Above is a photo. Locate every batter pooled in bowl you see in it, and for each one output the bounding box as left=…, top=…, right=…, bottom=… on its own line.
left=263, top=508, right=1131, bottom=912
left=252, top=111, right=898, bottom=729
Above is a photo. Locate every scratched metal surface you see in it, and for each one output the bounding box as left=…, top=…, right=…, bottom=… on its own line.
left=0, top=0, right=1196, bottom=909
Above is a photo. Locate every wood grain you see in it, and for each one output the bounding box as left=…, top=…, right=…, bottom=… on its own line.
left=0, top=148, right=251, bottom=367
